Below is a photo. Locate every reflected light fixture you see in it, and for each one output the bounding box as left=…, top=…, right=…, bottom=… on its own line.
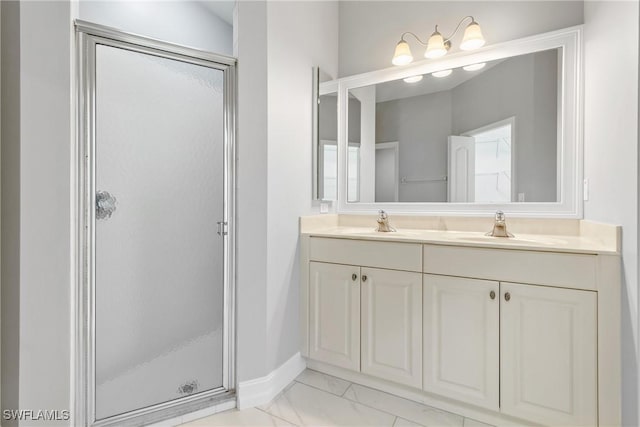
left=403, top=75, right=424, bottom=83
left=463, top=62, right=486, bottom=71
left=432, top=69, right=453, bottom=78
left=391, top=16, right=486, bottom=66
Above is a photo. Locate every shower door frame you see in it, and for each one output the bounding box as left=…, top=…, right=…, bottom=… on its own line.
left=74, top=20, right=237, bottom=427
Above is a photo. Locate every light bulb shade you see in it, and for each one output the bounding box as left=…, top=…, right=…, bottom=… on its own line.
left=460, top=21, right=485, bottom=51
left=392, top=40, right=413, bottom=66
left=432, top=69, right=452, bottom=78
left=403, top=75, right=423, bottom=83
left=425, top=31, right=448, bottom=59
left=463, top=62, right=486, bottom=71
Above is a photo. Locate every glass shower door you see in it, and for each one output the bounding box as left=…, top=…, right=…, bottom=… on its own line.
left=93, top=44, right=226, bottom=420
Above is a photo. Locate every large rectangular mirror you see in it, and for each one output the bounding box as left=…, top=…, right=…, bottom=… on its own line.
left=347, top=48, right=560, bottom=204
left=336, top=27, right=581, bottom=217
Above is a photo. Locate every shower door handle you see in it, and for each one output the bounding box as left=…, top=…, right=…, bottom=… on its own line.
left=96, top=191, right=117, bottom=220
left=217, top=221, right=228, bottom=236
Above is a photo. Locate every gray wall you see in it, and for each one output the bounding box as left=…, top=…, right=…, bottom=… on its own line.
left=338, top=1, right=584, bottom=76
left=348, top=98, right=361, bottom=143
left=376, top=91, right=451, bottom=202
left=452, top=50, right=558, bottom=202
left=320, top=96, right=361, bottom=143
left=319, top=94, right=338, bottom=141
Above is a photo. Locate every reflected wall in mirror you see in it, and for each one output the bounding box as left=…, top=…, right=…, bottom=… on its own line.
left=347, top=48, right=561, bottom=204
left=318, top=91, right=338, bottom=200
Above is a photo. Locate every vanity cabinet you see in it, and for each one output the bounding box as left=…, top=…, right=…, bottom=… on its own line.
left=423, top=275, right=500, bottom=411
left=309, top=259, right=423, bottom=386
left=361, top=267, right=422, bottom=388
left=423, top=275, right=597, bottom=425
left=500, top=282, right=597, bottom=426
left=309, top=261, right=360, bottom=371
left=307, top=237, right=423, bottom=386
left=300, top=232, right=620, bottom=427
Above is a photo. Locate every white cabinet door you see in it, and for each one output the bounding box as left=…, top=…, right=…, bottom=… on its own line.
left=361, top=267, right=422, bottom=388
left=501, top=283, right=597, bottom=426
left=423, top=274, right=499, bottom=410
left=309, top=262, right=360, bottom=371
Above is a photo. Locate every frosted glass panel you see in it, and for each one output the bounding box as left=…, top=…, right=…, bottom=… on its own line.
left=94, top=45, right=225, bottom=419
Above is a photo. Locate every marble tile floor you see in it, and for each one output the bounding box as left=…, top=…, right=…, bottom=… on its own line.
left=180, top=369, right=495, bottom=427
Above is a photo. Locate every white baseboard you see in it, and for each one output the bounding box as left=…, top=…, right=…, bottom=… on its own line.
left=237, top=352, right=306, bottom=409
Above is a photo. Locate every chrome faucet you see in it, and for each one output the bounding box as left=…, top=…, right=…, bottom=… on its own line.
left=485, top=210, right=514, bottom=238
left=376, top=210, right=396, bottom=232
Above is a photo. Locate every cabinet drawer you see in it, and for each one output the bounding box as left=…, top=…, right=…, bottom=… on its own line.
left=309, top=237, right=422, bottom=272
left=423, top=245, right=597, bottom=290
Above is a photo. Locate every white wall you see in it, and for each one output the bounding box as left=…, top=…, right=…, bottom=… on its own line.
left=265, top=0, right=338, bottom=371
left=0, top=2, right=74, bottom=425
left=79, top=1, right=233, bottom=56
left=338, top=1, right=583, bottom=77
left=583, top=2, right=639, bottom=425
left=235, top=0, right=269, bottom=383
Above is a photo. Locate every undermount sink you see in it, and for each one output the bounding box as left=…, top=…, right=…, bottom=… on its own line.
left=453, top=235, right=568, bottom=246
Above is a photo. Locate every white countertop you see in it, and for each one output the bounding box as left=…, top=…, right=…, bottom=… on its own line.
left=300, top=216, right=620, bottom=255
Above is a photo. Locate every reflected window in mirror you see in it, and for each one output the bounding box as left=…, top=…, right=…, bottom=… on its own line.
left=346, top=48, right=561, bottom=204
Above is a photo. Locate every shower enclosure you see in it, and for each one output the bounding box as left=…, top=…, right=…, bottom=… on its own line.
left=75, top=21, right=236, bottom=426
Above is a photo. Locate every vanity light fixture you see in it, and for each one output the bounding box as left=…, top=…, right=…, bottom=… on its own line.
left=391, top=16, right=486, bottom=65
left=403, top=75, right=424, bottom=83
left=463, top=62, right=486, bottom=71
left=432, top=69, right=453, bottom=78
left=392, top=40, right=413, bottom=66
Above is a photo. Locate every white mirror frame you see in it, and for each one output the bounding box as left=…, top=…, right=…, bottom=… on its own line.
left=336, top=25, right=583, bottom=218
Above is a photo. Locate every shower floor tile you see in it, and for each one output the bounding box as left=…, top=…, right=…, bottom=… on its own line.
left=178, top=369, right=496, bottom=427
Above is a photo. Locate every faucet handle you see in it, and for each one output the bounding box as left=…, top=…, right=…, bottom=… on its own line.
left=495, top=210, right=505, bottom=221
left=378, top=209, right=388, bottom=219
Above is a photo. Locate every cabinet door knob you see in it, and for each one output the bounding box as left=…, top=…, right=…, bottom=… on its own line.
left=362, top=275, right=368, bottom=282
left=504, top=292, right=511, bottom=302
left=352, top=273, right=358, bottom=281
left=490, top=290, right=496, bottom=300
